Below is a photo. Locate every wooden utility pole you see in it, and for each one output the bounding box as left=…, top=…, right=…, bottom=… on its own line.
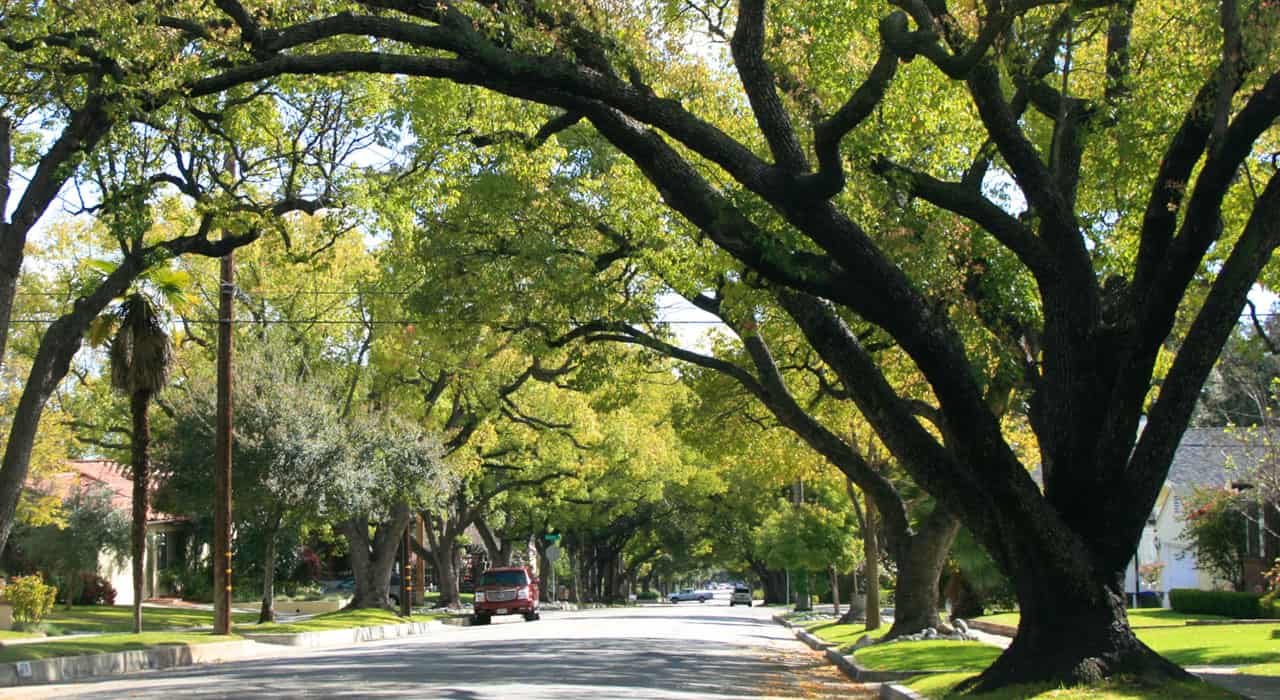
left=400, top=521, right=412, bottom=617
left=213, top=246, right=234, bottom=635
left=414, top=516, right=426, bottom=605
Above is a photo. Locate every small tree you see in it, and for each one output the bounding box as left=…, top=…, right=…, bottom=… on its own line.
left=1181, top=488, right=1252, bottom=592
left=12, top=483, right=129, bottom=608
left=755, top=501, right=860, bottom=611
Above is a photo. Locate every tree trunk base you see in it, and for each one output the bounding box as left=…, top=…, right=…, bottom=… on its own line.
left=959, top=626, right=1192, bottom=693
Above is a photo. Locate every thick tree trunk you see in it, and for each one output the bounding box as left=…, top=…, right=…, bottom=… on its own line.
left=342, top=504, right=410, bottom=610
left=474, top=520, right=513, bottom=567
left=864, top=499, right=881, bottom=631
left=0, top=251, right=17, bottom=376
left=839, top=567, right=864, bottom=624
left=431, top=545, right=462, bottom=608
left=829, top=566, right=840, bottom=617
left=963, top=573, right=1189, bottom=692
left=885, top=509, right=958, bottom=638
left=0, top=260, right=139, bottom=557
left=793, top=571, right=811, bottom=611
left=751, top=563, right=786, bottom=604
left=130, top=390, right=152, bottom=634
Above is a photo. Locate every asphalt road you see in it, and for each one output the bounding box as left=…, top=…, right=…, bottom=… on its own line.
left=6, top=599, right=873, bottom=699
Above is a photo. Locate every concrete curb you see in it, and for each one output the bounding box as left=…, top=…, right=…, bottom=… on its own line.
left=879, top=682, right=929, bottom=700
left=830, top=647, right=934, bottom=683
left=0, top=640, right=259, bottom=687
left=773, top=613, right=934, bottom=684
left=242, top=619, right=447, bottom=648
left=796, top=629, right=834, bottom=651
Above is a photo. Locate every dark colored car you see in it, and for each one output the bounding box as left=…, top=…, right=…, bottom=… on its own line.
left=472, top=566, right=540, bottom=624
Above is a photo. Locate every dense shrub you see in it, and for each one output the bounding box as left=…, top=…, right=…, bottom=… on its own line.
left=76, top=573, right=117, bottom=605
left=1169, top=588, right=1263, bottom=618
left=635, top=590, right=659, bottom=601
left=1126, top=590, right=1162, bottom=608
left=4, top=575, right=58, bottom=624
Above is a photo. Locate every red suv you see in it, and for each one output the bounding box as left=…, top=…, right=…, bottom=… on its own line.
left=472, top=566, right=540, bottom=624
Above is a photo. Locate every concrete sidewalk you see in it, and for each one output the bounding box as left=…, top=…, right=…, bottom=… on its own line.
left=0, top=616, right=459, bottom=688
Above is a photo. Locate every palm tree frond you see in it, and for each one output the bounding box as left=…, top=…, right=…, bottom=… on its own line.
left=109, top=293, right=174, bottom=395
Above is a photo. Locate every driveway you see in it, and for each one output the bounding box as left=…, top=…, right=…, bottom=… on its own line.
left=6, top=602, right=873, bottom=699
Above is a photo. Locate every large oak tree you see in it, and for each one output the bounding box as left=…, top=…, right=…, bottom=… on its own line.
left=184, top=0, right=1280, bottom=688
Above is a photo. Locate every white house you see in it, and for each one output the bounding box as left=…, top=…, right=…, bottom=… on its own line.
left=1125, top=427, right=1278, bottom=601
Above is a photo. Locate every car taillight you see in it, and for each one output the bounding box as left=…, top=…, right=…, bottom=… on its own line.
left=516, top=586, right=530, bottom=599
left=475, top=591, right=486, bottom=602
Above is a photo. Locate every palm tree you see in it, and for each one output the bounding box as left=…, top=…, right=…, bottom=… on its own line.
left=108, top=293, right=173, bottom=634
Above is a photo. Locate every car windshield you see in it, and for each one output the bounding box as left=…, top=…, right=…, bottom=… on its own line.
left=734, top=587, right=750, bottom=593
left=480, top=570, right=528, bottom=586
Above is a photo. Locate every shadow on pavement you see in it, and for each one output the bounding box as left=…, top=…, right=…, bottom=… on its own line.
left=48, top=635, right=808, bottom=699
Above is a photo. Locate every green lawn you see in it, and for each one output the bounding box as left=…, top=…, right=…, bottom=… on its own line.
left=0, top=633, right=241, bottom=664
left=973, top=609, right=1229, bottom=629
left=0, top=629, right=40, bottom=640
left=905, top=672, right=1239, bottom=699
left=1239, top=662, right=1280, bottom=676
left=39, top=605, right=257, bottom=634
left=855, top=641, right=1002, bottom=672
left=422, top=592, right=474, bottom=605
left=242, top=608, right=444, bottom=634
left=1136, top=622, right=1280, bottom=666
left=803, top=621, right=889, bottom=652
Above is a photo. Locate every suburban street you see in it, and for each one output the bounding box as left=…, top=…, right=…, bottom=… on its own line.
left=3, top=601, right=873, bottom=699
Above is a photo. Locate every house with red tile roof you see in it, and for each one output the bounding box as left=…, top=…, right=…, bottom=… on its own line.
left=24, top=460, right=192, bottom=605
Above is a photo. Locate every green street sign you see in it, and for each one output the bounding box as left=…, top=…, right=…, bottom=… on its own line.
left=543, top=533, right=561, bottom=543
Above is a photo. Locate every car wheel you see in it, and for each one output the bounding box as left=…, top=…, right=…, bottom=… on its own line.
left=699, top=597, right=707, bottom=603
left=471, top=614, right=491, bottom=626
left=523, top=612, right=540, bottom=621
left=388, top=594, right=399, bottom=607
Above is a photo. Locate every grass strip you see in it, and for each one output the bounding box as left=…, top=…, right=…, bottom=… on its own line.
left=0, top=633, right=240, bottom=664
left=903, top=672, right=1239, bottom=699
left=242, top=608, right=444, bottom=635
left=41, top=605, right=256, bottom=633
left=972, top=609, right=1230, bottom=629
left=803, top=621, right=889, bottom=652
left=854, top=640, right=1002, bottom=672
left=1238, top=661, right=1280, bottom=676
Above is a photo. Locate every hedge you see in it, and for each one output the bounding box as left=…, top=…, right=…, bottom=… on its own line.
left=1168, top=588, right=1272, bottom=618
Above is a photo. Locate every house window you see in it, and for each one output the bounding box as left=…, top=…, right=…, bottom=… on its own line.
left=155, top=532, right=169, bottom=571
left=1245, top=501, right=1263, bottom=558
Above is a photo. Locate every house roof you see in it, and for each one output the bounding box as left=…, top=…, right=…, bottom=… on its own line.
left=31, top=459, right=183, bottom=524
left=1165, top=427, right=1275, bottom=498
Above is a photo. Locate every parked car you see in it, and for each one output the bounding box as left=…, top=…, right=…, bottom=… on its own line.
left=729, top=585, right=752, bottom=607
left=669, top=588, right=711, bottom=603
left=472, top=566, right=540, bottom=624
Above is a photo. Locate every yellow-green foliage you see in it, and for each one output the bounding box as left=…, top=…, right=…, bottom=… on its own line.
left=4, top=576, right=58, bottom=624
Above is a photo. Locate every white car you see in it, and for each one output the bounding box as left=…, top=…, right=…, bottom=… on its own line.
left=729, top=586, right=752, bottom=607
